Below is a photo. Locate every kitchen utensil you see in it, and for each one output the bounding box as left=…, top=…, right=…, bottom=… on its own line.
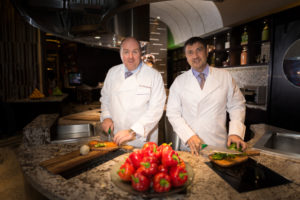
left=200, top=144, right=260, bottom=167
left=200, top=144, right=260, bottom=157
left=108, top=127, right=112, bottom=141
left=110, top=162, right=194, bottom=198
left=200, top=144, right=242, bottom=157
left=40, top=143, right=133, bottom=176
left=40, top=148, right=115, bottom=175
left=208, top=154, right=249, bottom=167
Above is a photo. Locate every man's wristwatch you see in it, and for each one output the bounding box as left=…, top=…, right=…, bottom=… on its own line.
left=128, top=129, right=136, bottom=138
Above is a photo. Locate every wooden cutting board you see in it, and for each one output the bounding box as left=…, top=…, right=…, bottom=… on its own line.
left=63, top=114, right=100, bottom=121
left=40, top=149, right=113, bottom=174
left=208, top=150, right=260, bottom=167
left=209, top=155, right=249, bottom=167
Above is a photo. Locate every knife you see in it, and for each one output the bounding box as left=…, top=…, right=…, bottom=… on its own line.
left=200, top=144, right=241, bottom=155
left=200, top=144, right=260, bottom=157
left=107, top=127, right=112, bottom=141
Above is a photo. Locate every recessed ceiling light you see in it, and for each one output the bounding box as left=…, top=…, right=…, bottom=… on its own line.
left=94, top=36, right=101, bottom=39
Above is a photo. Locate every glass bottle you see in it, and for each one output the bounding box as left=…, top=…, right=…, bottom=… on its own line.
left=225, top=32, right=230, bottom=49
left=240, top=46, right=248, bottom=65
left=241, top=27, right=248, bottom=45
left=261, top=20, right=269, bottom=41
left=211, top=36, right=216, bottom=66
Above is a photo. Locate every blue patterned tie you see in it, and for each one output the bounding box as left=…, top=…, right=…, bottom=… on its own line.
left=125, top=71, right=133, bottom=79
left=199, top=73, right=206, bottom=89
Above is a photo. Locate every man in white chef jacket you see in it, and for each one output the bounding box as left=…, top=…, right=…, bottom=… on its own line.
left=166, top=37, right=247, bottom=155
left=100, top=37, right=166, bottom=148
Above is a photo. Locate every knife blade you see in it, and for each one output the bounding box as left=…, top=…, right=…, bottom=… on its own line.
left=200, top=144, right=260, bottom=157
left=200, top=144, right=241, bottom=157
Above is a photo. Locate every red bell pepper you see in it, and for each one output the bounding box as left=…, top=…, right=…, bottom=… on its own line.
left=153, top=172, right=172, bottom=193
left=178, top=157, right=186, bottom=169
left=128, top=150, right=143, bottom=169
left=117, top=163, right=135, bottom=181
left=157, top=142, right=173, bottom=153
left=131, top=172, right=151, bottom=192
left=142, top=155, right=159, bottom=164
left=169, top=166, right=188, bottom=187
left=158, top=164, right=169, bottom=174
left=142, top=142, right=158, bottom=150
left=143, top=145, right=162, bottom=161
left=138, top=159, right=158, bottom=177
left=162, top=149, right=180, bottom=167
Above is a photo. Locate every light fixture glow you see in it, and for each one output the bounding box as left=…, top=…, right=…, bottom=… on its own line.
left=94, top=36, right=101, bottom=39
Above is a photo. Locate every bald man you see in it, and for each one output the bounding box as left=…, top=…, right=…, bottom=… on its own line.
left=100, top=37, right=166, bottom=147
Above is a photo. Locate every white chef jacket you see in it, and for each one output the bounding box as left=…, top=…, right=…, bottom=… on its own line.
left=166, top=66, right=246, bottom=150
left=100, top=62, right=166, bottom=147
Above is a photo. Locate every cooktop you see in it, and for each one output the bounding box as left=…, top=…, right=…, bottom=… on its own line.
left=205, top=158, right=292, bottom=193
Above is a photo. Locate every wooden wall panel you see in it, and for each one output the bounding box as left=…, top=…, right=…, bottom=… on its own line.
left=0, top=0, right=40, bottom=101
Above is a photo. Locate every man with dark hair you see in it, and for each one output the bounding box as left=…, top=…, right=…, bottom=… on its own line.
left=166, top=37, right=246, bottom=155
left=100, top=37, right=166, bottom=147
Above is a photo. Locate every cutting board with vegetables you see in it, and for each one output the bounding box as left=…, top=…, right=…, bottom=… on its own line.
left=40, top=141, right=134, bottom=175
left=208, top=149, right=260, bottom=167
left=88, top=140, right=134, bottom=151
left=40, top=149, right=112, bottom=174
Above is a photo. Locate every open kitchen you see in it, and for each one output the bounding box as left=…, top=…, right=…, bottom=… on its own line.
left=1, top=0, right=300, bottom=199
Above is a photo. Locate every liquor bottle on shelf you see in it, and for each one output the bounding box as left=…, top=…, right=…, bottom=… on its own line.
left=240, top=46, right=248, bottom=65
left=241, top=27, right=248, bottom=46
left=261, top=20, right=269, bottom=41
left=225, top=32, right=231, bottom=49
left=210, top=36, right=216, bottom=67
left=223, top=33, right=231, bottom=67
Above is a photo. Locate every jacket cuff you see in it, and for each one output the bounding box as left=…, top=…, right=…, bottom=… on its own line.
left=228, top=120, right=246, bottom=140
left=177, top=126, right=195, bottom=145
left=100, top=112, right=111, bottom=122
left=130, top=123, right=146, bottom=142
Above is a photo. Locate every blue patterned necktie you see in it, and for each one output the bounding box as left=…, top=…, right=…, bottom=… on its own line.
left=199, top=73, right=206, bottom=89
left=125, top=71, right=133, bottom=79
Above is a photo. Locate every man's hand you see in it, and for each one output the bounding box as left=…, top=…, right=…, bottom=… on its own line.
left=227, top=135, right=247, bottom=151
left=101, top=118, right=114, bottom=134
left=187, top=135, right=204, bottom=155
left=113, top=129, right=135, bottom=146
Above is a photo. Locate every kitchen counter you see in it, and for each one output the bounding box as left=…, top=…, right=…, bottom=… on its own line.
left=17, top=124, right=300, bottom=200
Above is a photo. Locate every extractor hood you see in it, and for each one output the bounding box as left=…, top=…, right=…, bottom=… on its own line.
left=11, top=0, right=153, bottom=47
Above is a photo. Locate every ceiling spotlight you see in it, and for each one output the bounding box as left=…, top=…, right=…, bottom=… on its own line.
left=94, top=36, right=101, bottom=39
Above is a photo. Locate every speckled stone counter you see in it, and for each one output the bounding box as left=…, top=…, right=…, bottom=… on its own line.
left=23, top=114, right=59, bottom=146
left=17, top=125, right=300, bottom=200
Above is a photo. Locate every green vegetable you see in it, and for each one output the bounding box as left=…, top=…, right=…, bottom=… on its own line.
left=94, top=143, right=106, bottom=148
left=211, top=153, right=237, bottom=160
left=228, top=143, right=242, bottom=152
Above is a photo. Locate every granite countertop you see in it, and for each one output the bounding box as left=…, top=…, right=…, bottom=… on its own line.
left=17, top=124, right=300, bottom=200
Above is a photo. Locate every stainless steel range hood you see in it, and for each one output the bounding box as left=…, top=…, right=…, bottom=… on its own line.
left=11, top=0, right=150, bottom=47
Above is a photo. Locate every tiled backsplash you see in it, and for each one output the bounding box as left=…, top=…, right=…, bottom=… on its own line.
left=225, top=65, right=269, bottom=88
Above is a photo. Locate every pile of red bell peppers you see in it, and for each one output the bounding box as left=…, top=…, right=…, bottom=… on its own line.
left=117, top=142, right=188, bottom=193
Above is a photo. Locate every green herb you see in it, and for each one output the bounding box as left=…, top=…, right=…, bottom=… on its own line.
left=211, top=153, right=237, bottom=160
left=228, top=143, right=242, bottom=152
left=94, top=143, right=106, bottom=148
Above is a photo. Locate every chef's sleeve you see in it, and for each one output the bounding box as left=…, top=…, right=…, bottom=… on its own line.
left=226, top=73, right=246, bottom=140
left=100, top=69, right=112, bottom=122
